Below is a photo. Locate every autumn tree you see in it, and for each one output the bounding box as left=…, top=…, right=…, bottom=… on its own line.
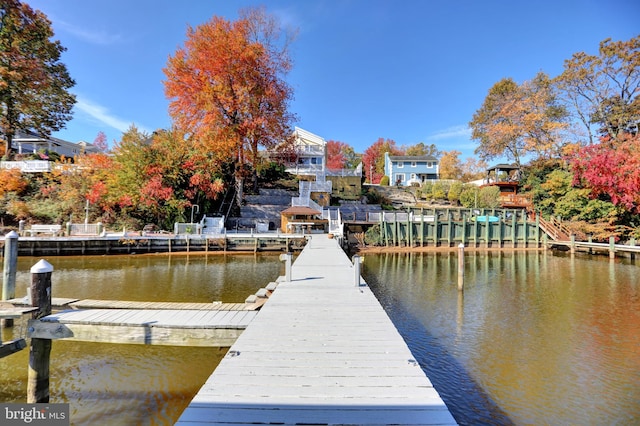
left=362, top=138, right=403, bottom=184
left=326, top=140, right=360, bottom=170
left=461, top=157, right=487, bottom=182
left=326, top=140, right=347, bottom=170
left=571, top=132, right=640, bottom=214
left=555, top=36, right=640, bottom=144
left=163, top=6, right=296, bottom=206
left=93, top=131, right=108, bottom=152
left=0, top=0, right=75, bottom=158
left=404, top=142, right=439, bottom=157
left=470, top=72, right=569, bottom=167
left=438, top=150, right=462, bottom=180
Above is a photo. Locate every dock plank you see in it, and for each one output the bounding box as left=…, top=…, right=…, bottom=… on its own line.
left=176, top=235, right=456, bottom=425
left=28, top=308, right=258, bottom=346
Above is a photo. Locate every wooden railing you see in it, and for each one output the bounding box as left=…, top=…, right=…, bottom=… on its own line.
left=538, top=216, right=586, bottom=241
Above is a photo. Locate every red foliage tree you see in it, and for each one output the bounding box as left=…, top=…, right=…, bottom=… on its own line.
left=571, top=133, right=640, bottom=213
left=93, top=131, right=108, bottom=152
left=326, top=140, right=348, bottom=170
left=362, top=138, right=403, bottom=184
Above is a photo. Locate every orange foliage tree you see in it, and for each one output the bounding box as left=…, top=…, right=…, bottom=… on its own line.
left=0, top=168, right=27, bottom=196
left=163, top=7, right=296, bottom=206
left=470, top=72, right=569, bottom=168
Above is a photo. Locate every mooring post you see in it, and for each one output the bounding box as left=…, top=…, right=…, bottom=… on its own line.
left=570, top=234, right=576, bottom=254
left=609, top=236, right=616, bottom=259
left=2, top=231, right=19, bottom=329
left=27, top=259, right=53, bottom=403
left=353, top=255, right=361, bottom=287
left=280, top=252, right=292, bottom=282
left=457, top=243, right=465, bottom=292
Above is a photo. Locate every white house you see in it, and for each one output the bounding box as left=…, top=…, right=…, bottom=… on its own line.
left=283, top=127, right=326, bottom=176
left=11, top=130, right=100, bottom=157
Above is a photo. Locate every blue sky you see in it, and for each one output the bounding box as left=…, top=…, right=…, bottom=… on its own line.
left=27, top=0, right=639, bottom=160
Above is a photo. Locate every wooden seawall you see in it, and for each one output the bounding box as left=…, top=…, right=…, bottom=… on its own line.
left=1, top=233, right=307, bottom=256
left=176, top=235, right=457, bottom=425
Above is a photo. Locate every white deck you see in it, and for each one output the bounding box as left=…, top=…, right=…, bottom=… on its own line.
left=28, top=308, right=258, bottom=347
left=176, top=235, right=456, bottom=425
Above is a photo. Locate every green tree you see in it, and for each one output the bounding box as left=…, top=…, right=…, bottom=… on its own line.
left=404, top=142, right=439, bottom=157
left=477, top=186, right=501, bottom=209
left=431, top=181, right=446, bottom=200
left=448, top=181, right=463, bottom=204
left=0, top=0, right=75, bottom=157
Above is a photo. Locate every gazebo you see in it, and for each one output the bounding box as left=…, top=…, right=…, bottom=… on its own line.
left=280, top=206, right=326, bottom=234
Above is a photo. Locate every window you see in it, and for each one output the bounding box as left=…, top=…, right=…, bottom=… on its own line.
left=427, top=161, right=434, bottom=168
left=411, top=161, right=417, bottom=167
left=397, top=162, right=404, bottom=168
left=411, top=173, right=417, bottom=180
left=394, top=173, right=405, bottom=185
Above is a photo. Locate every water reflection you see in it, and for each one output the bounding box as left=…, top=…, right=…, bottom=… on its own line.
left=362, top=251, right=640, bottom=425
left=1, top=254, right=282, bottom=425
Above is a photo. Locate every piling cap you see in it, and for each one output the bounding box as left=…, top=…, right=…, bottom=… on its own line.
left=31, top=259, right=54, bottom=274
left=458, top=243, right=465, bottom=248
left=5, top=230, right=18, bottom=239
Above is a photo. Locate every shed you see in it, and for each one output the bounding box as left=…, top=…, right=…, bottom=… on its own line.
left=280, top=206, right=326, bottom=234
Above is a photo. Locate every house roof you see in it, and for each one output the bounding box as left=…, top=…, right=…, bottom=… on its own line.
left=487, top=163, right=519, bottom=171
left=294, top=127, right=325, bottom=147
left=388, top=155, right=438, bottom=162
left=281, top=206, right=323, bottom=216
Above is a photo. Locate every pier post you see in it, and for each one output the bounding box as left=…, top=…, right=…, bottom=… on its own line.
left=353, top=255, right=362, bottom=287
left=2, top=231, right=19, bottom=329
left=457, top=243, right=465, bottom=292
left=280, top=252, right=292, bottom=282
left=27, top=259, right=54, bottom=403
left=570, top=234, right=576, bottom=254
left=609, top=236, right=616, bottom=259
left=630, top=238, right=636, bottom=260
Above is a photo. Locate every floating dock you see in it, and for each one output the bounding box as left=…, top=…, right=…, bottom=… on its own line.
left=176, top=234, right=456, bottom=425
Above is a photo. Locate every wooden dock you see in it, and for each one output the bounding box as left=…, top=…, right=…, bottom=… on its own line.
left=176, top=235, right=456, bottom=425
left=549, top=238, right=639, bottom=258
left=28, top=307, right=258, bottom=347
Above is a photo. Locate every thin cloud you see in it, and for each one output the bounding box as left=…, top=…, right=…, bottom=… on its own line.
left=426, top=125, right=472, bottom=141
left=76, top=96, right=148, bottom=134
left=56, top=19, right=125, bottom=45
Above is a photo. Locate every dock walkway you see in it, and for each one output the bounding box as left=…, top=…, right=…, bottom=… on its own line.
left=176, top=235, right=456, bottom=425
left=28, top=308, right=258, bottom=347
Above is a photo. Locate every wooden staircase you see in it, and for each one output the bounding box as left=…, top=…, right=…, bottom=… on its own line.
left=539, top=216, right=585, bottom=241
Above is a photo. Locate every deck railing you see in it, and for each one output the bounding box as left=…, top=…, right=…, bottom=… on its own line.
left=1, top=160, right=52, bottom=172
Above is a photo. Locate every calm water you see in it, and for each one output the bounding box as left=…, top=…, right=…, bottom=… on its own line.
left=1, top=251, right=638, bottom=425
left=0, top=254, right=283, bottom=425
left=361, top=251, right=640, bottom=425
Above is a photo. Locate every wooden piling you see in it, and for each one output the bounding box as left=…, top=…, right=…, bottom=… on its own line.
left=353, top=255, right=361, bottom=287
left=2, top=231, right=19, bottom=328
left=457, top=243, right=465, bottom=292
left=609, top=236, right=616, bottom=259
left=27, top=259, right=54, bottom=403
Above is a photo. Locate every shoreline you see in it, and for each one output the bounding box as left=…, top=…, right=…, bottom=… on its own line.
left=353, top=245, right=545, bottom=254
